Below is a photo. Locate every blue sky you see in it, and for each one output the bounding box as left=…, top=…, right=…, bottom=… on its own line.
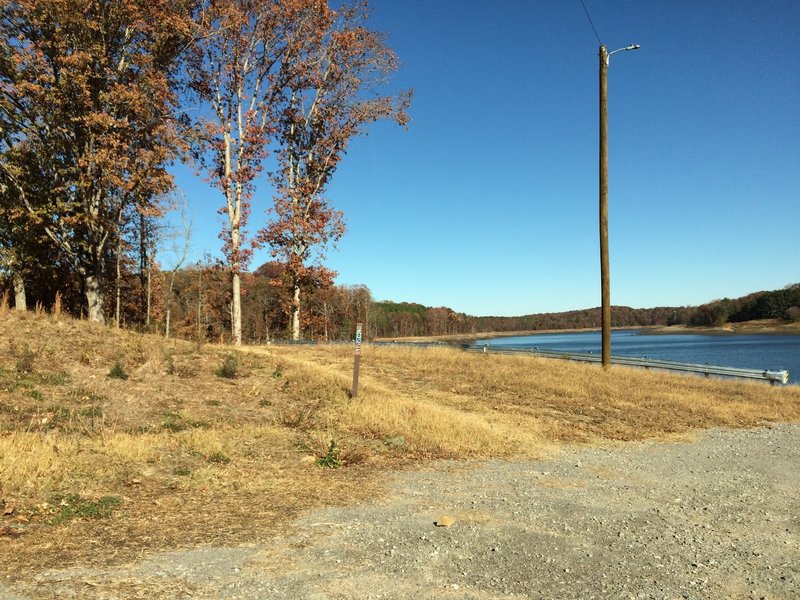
left=170, top=0, right=800, bottom=317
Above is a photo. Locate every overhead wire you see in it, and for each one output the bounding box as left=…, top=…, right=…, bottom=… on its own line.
left=578, top=0, right=603, bottom=45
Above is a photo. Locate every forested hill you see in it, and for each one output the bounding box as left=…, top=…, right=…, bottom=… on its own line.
left=371, top=284, right=800, bottom=338
left=371, top=302, right=688, bottom=338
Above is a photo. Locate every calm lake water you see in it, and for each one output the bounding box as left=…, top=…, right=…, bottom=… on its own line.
left=476, top=330, right=800, bottom=384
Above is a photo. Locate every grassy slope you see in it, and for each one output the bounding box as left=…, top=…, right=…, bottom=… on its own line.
left=2, top=310, right=799, bottom=577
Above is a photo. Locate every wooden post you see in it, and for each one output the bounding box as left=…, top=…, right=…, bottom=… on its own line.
left=351, top=322, right=362, bottom=398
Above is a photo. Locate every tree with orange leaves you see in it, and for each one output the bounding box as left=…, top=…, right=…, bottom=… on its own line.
left=259, top=0, right=411, bottom=340
left=0, top=0, right=193, bottom=322
left=188, top=0, right=318, bottom=345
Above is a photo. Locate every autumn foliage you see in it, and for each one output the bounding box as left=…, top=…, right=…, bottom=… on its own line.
left=186, top=0, right=409, bottom=343
left=1, top=0, right=193, bottom=322
left=1, top=0, right=410, bottom=337
left=259, top=1, right=410, bottom=340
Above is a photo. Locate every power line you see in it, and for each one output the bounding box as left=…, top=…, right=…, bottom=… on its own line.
left=578, top=0, right=603, bottom=45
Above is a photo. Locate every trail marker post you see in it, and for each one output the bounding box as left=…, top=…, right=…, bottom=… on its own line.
left=351, top=323, right=362, bottom=398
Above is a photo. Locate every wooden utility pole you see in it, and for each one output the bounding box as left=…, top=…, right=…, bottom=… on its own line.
left=599, top=44, right=611, bottom=368
left=598, top=43, right=639, bottom=369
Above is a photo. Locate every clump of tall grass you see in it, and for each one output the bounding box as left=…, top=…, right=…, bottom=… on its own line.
left=12, top=342, right=38, bottom=374
left=108, top=360, right=129, bottom=380
left=216, top=353, right=240, bottom=379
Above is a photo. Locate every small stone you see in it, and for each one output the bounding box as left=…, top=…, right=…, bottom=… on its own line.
left=435, top=516, right=455, bottom=527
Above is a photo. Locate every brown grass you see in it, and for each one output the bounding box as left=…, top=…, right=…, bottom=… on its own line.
left=1, top=311, right=799, bottom=579
left=269, top=344, right=800, bottom=451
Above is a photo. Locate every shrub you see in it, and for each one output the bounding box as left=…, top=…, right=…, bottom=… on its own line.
left=216, top=353, right=239, bottom=379
left=165, top=354, right=176, bottom=375
left=12, top=342, right=37, bottom=374
left=207, top=452, right=231, bottom=464
left=316, top=440, right=341, bottom=469
left=108, top=360, right=129, bottom=380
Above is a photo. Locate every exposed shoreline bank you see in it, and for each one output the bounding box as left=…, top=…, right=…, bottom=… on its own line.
left=646, top=320, right=800, bottom=336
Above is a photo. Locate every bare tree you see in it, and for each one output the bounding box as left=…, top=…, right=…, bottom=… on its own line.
left=164, top=195, right=193, bottom=339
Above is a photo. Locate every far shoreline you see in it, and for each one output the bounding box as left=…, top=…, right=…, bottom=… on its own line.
left=384, top=319, right=800, bottom=345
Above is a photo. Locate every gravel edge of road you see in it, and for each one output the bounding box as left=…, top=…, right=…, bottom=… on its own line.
left=4, top=424, right=799, bottom=600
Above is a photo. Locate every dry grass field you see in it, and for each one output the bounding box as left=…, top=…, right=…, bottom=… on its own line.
left=2, top=307, right=799, bottom=578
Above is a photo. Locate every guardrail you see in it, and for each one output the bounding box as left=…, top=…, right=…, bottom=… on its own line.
left=463, top=345, right=790, bottom=385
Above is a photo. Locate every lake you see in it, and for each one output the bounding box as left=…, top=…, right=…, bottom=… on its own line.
left=475, top=330, right=800, bottom=384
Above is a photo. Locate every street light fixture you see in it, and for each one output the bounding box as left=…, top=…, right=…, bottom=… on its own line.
left=604, top=44, right=640, bottom=65
left=599, top=43, right=639, bottom=369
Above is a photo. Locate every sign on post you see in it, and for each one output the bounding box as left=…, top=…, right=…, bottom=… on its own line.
left=351, top=323, right=362, bottom=398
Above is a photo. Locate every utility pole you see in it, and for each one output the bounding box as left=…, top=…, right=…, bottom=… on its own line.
left=598, top=43, right=639, bottom=369
left=599, top=45, right=610, bottom=368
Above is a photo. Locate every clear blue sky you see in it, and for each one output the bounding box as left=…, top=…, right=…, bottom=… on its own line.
left=170, top=0, right=800, bottom=317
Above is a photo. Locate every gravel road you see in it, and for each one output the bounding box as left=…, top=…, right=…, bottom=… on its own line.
left=6, top=424, right=799, bottom=599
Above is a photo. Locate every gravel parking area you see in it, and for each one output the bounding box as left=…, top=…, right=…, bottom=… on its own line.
left=6, top=424, right=799, bottom=599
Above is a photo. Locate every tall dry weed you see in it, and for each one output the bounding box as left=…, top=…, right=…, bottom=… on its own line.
left=52, top=292, right=62, bottom=318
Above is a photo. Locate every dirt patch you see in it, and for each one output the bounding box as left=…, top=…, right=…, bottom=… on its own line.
left=4, top=424, right=798, bottom=599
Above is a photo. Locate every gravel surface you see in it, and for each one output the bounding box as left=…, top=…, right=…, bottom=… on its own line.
left=6, top=424, right=799, bottom=599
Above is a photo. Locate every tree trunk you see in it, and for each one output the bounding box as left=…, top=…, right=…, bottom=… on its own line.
left=165, top=269, right=176, bottom=338
left=197, top=269, right=202, bottom=339
left=323, top=301, right=329, bottom=342
left=139, top=213, right=148, bottom=323
left=85, top=273, right=105, bottom=323
left=115, top=232, right=122, bottom=328
left=13, top=272, right=26, bottom=311
left=291, top=284, right=301, bottom=341
left=146, top=262, right=152, bottom=327
left=232, top=271, right=242, bottom=345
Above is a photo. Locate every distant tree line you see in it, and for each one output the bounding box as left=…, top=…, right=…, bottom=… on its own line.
left=369, top=303, right=692, bottom=339
left=2, top=250, right=797, bottom=342
left=369, top=283, right=800, bottom=339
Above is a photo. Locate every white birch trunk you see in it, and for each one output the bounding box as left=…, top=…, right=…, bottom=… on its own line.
left=85, top=274, right=105, bottom=323
left=232, top=271, right=242, bottom=345
left=291, top=284, right=301, bottom=341
left=13, top=272, right=26, bottom=312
